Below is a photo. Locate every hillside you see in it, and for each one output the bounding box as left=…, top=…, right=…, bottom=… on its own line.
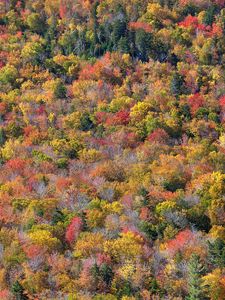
left=0, top=0, right=225, bottom=299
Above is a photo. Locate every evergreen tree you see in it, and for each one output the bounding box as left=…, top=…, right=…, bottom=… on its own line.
left=11, top=281, right=28, bottom=300
left=0, top=127, right=6, bottom=146
left=90, top=1, right=103, bottom=56
left=208, top=238, right=225, bottom=269
left=111, top=4, right=129, bottom=52
left=170, top=72, right=185, bottom=97
left=100, top=263, right=114, bottom=286
left=112, top=20, right=127, bottom=49
left=186, top=254, right=205, bottom=300
left=135, top=29, right=152, bottom=62
left=91, top=1, right=100, bottom=45
left=91, top=262, right=100, bottom=288
left=117, top=37, right=130, bottom=53
left=53, top=79, right=67, bottom=99
left=80, top=112, right=94, bottom=131
left=203, top=5, right=218, bottom=26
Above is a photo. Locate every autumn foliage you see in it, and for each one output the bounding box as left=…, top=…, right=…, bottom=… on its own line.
left=0, top=0, right=224, bottom=299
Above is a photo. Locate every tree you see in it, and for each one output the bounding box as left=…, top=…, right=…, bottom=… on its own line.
left=91, top=1, right=99, bottom=45
left=80, top=112, right=94, bottom=131
left=0, top=64, right=18, bottom=86
left=202, top=269, right=225, bottom=300
left=11, top=281, right=28, bottom=300
left=165, top=229, right=195, bottom=256
left=151, top=154, right=188, bottom=192
left=44, top=0, right=60, bottom=17
left=26, top=13, right=46, bottom=34
left=74, top=232, right=104, bottom=258
left=170, top=72, right=186, bottom=97
left=186, top=254, right=205, bottom=300
left=135, top=29, right=152, bottom=61
left=104, top=231, right=144, bottom=261
left=203, top=5, right=218, bottom=26
left=52, top=79, right=67, bottom=99
left=208, top=238, right=225, bottom=269
left=188, top=93, right=205, bottom=116
left=65, top=216, right=83, bottom=245
left=28, top=229, right=60, bottom=251
left=21, top=41, right=45, bottom=64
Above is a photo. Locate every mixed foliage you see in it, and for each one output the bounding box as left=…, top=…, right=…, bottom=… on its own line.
left=0, top=0, right=225, bottom=299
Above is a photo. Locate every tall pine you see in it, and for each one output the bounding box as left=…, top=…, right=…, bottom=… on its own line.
left=186, top=254, right=205, bottom=300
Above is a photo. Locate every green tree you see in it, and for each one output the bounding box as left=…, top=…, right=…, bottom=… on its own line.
left=203, top=5, right=218, bottom=26
left=100, top=263, right=114, bottom=286
left=21, top=41, right=45, bottom=64
left=186, top=254, right=205, bottom=300
left=170, top=72, right=185, bottom=98
left=91, top=1, right=100, bottom=45
left=53, top=79, right=67, bottom=99
left=80, top=112, right=94, bottom=131
left=208, top=238, right=225, bottom=269
left=27, top=13, right=46, bottom=34
left=0, top=64, right=18, bottom=85
left=135, top=29, right=152, bottom=61
left=11, top=281, right=28, bottom=300
left=0, top=128, right=5, bottom=146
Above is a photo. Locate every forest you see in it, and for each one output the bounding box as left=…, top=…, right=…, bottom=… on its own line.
left=0, top=0, right=225, bottom=299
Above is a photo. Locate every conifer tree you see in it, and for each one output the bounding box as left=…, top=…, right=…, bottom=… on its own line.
left=208, top=238, right=225, bottom=269
left=11, top=281, right=28, bottom=300
left=186, top=254, right=205, bottom=300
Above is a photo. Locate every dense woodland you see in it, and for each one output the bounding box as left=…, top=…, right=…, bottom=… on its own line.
left=0, top=0, right=225, bottom=299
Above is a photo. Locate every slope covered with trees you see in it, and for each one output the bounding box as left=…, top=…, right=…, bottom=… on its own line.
left=0, top=0, right=225, bottom=299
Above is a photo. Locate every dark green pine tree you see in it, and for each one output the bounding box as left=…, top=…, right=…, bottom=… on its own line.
left=11, top=281, right=28, bottom=300
left=112, top=20, right=127, bottom=48
left=208, top=238, right=225, bottom=269
left=53, top=79, right=67, bottom=99
left=79, top=112, right=94, bottom=131
left=91, top=262, right=100, bottom=290
left=90, top=1, right=103, bottom=57
left=203, top=5, right=218, bottom=26
left=112, top=4, right=129, bottom=52
left=186, top=254, right=205, bottom=300
left=170, top=72, right=185, bottom=98
left=117, top=37, right=130, bottom=53
left=99, top=263, right=114, bottom=286
left=135, top=29, right=153, bottom=62
left=91, top=1, right=100, bottom=45
left=0, top=127, right=5, bottom=146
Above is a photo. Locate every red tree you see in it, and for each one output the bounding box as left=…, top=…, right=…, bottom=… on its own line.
left=129, top=22, right=152, bottom=33
left=219, top=95, right=225, bottom=108
left=188, top=93, right=205, bottom=115
left=166, top=229, right=194, bottom=256
left=147, top=128, right=169, bottom=144
left=65, top=216, right=83, bottom=244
